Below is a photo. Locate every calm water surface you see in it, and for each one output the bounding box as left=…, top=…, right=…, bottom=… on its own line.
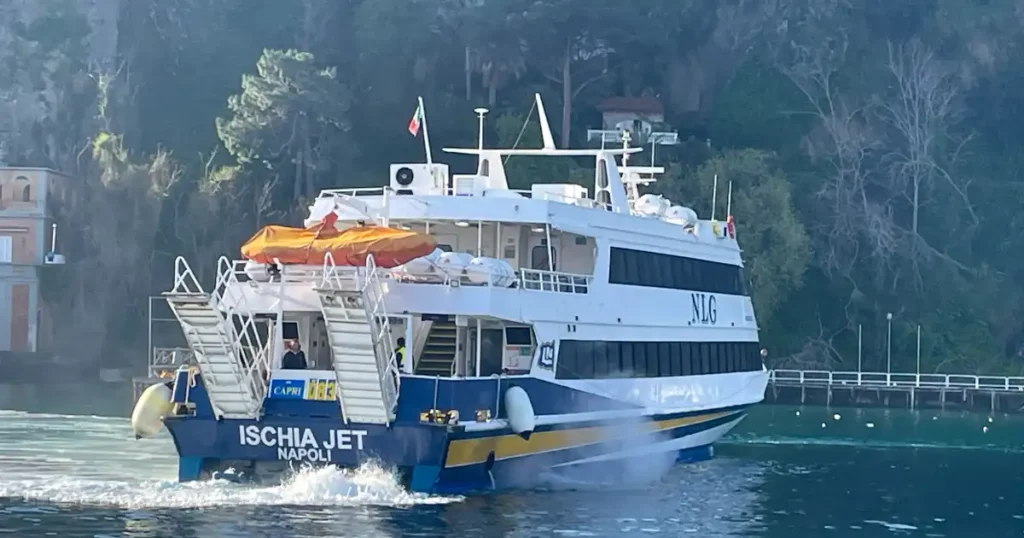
left=1, top=406, right=1022, bottom=537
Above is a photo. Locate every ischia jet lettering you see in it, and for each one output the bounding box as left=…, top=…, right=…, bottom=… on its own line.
left=238, top=426, right=368, bottom=462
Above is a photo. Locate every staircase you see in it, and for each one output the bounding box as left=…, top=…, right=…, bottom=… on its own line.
left=415, top=320, right=457, bottom=376
left=319, top=254, right=398, bottom=425
left=163, top=257, right=266, bottom=419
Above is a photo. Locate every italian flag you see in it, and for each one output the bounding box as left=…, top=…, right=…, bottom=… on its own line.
left=408, top=103, right=423, bottom=136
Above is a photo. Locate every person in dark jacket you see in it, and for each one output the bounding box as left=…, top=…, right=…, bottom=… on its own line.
left=281, top=340, right=307, bottom=370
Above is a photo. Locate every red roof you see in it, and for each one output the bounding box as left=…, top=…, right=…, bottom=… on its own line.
left=598, top=97, right=664, bottom=115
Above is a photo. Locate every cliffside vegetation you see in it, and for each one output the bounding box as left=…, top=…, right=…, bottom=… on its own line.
left=5, top=0, right=1024, bottom=374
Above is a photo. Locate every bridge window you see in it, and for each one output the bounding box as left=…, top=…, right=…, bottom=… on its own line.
left=531, top=244, right=557, bottom=271
left=608, top=247, right=745, bottom=295
left=555, top=340, right=762, bottom=379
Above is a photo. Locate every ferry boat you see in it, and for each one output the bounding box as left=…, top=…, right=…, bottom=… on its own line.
left=131, top=95, right=769, bottom=493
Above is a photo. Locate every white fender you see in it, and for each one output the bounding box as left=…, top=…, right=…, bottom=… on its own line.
left=504, top=385, right=536, bottom=440
left=131, top=382, right=174, bottom=439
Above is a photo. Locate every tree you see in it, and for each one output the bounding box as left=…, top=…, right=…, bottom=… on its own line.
left=877, top=40, right=976, bottom=258
left=518, top=0, right=638, bottom=148
left=459, top=2, right=528, bottom=107
left=216, top=49, right=352, bottom=201
left=657, top=150, right=811, bottom=326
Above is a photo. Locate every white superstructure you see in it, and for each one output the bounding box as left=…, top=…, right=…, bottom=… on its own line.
left=165, top=94, right=767, bottom=454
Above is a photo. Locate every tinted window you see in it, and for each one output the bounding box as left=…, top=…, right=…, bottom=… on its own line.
left=556, top=340, right=762, bottom=379
left=505, top=327, right=532, bottom=345
left=607, top=247, right=745, bottom=295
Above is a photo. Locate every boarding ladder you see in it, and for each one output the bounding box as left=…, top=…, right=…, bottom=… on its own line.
left=163, top=257, right=269, bottom=419
left=318, top=253, right=399, bottom=425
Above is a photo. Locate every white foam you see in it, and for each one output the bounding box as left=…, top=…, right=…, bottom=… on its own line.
left=0, top=463, right=461, bottom=509
left=864, top=520, right=918, bottom=531
left=0, top=412, right=461, bottom=509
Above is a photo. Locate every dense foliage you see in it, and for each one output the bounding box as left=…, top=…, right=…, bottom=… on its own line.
left=4, top=0, right=1024, bottom=374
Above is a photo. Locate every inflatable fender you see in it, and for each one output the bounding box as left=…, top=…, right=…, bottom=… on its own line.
left=131, top=382, right=174, bottom=439
left=504, top=385, right=536, bottom=440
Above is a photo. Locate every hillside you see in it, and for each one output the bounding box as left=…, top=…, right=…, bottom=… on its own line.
left=3, top=0, right=1024, bottom=375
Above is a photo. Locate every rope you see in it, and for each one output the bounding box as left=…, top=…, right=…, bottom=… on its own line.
left=503, top=99, right=537, bottom=165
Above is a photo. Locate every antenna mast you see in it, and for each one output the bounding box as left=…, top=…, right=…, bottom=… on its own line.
left=474, top=107, right=488, bottom=172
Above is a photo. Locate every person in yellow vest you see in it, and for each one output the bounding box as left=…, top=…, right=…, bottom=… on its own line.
left=394, top=338, right=407, bottom=371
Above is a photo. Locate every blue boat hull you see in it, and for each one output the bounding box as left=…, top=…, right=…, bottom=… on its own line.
left=162, top=370, right=748, bottom=494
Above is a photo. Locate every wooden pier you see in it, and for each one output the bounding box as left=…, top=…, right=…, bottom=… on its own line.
left=766, top=370, right=1024, bottom=413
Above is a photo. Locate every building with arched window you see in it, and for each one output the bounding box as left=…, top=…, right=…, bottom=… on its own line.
left=0, top=167, right=74, bottom=353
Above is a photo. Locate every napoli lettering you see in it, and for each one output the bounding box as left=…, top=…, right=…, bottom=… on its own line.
left=238, top=425, right=367, bottom=462
left=690, top=293, right=718, bottom=325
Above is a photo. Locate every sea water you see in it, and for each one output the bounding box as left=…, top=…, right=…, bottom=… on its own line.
left=0, top=406, right=1022, bottom=537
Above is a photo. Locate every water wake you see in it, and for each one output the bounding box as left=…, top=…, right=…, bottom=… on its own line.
left=0, top=463, right=462, bottom=509
left=722, top=435, right=1024, bottom=453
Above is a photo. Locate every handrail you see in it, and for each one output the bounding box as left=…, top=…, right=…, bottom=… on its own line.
left=519, top=268, right=591, bottom=294
left=149, top=347, right=195, bottom=377
left=231, top=255, right=596, bottom=296
left=768, top=369, right=1024, bottom=391
left=214, top=256, right=270, bottom=406
left=171, top=256, right=204, bottom=294
left=321, top=252, right=349, bottom=423
left=316, top=186, right=612, bottom=210
left=321, top=253, right=399, bottom=424
left=361, top=254, right=400, bottom=423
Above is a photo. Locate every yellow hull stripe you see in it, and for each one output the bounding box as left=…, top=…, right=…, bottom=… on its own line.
left=444, top=410, right=737, bottom=468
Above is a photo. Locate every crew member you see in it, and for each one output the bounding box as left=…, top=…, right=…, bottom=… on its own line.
left=281, top=340, right=308, bottom=370
left=394, top=337, right=407, bottom=371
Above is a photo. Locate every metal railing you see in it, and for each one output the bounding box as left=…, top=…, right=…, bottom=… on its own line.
left=769, top=369, right=1024, bottom=391
left=520, top=268, right=591, bottom=294
left=149, top=347, right=195, bottom=377
left=228, top=255, right=595, bottom=296
left=171, top=256, right=204, bottom=294
left=226, top=258, right=329, bottom=284
left=362, top=255, right=400, bottom=423
left=317, top=186, right=611, bottom=210
left=214, top=256, right=271, bottom=402
left=322, top=252, right=399, bottom=424
left=167, top=256, right=269, bottom=415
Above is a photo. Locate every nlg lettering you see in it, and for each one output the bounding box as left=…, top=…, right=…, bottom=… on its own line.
left=690, top=293, right=718, bottom=325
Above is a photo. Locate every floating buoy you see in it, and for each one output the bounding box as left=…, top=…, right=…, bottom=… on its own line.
left=131, top=382, right=174, bottom=439
left=833, top=413, right=841, bottom=421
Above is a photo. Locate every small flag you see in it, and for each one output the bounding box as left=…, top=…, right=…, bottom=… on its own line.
left=408, top=103, right=422, bottom=136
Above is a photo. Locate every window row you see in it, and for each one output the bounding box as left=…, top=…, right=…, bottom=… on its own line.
left=555, top=340, right=763, bottom=380
left=608, top=247, right=746, bottom=295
